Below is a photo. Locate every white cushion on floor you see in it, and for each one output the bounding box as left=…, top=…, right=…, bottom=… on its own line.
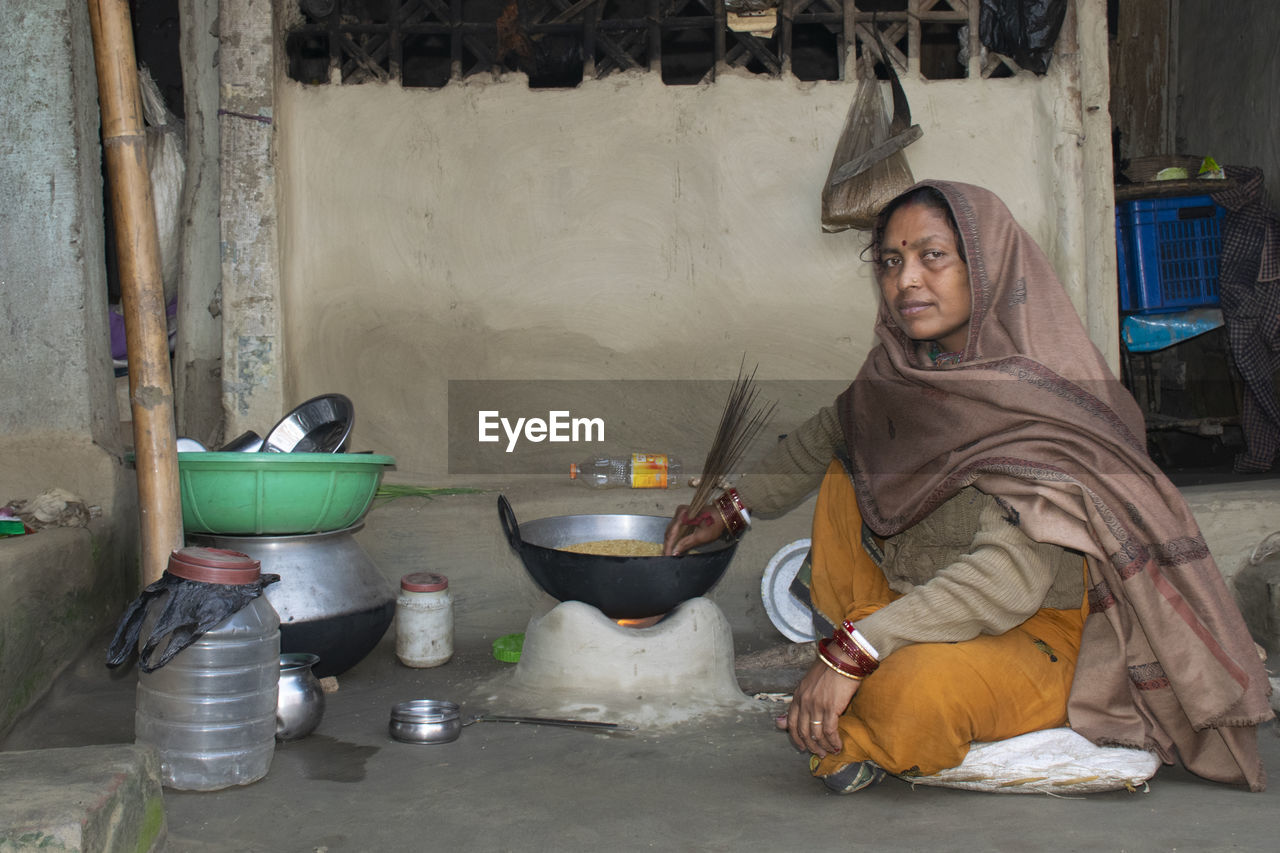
left=900, top=727, right=1161, bottom=794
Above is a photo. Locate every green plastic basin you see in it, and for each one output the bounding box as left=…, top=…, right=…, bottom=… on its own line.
left=178, top=452, right=395, bottom=535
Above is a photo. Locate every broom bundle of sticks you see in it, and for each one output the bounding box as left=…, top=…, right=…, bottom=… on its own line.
left=683, top=359, right=776, bottom=533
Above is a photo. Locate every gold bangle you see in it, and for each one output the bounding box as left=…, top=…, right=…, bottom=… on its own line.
left=714, top=503, right=731, bottom=537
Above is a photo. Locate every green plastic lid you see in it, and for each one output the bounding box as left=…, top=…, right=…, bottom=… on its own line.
left=492, top=633, right=524, bottom=663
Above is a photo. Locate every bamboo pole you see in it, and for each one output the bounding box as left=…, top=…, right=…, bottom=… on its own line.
left=88, top=0, right=184, bottom=584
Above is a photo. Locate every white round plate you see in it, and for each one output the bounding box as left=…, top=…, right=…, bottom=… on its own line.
left=760, top=538, right=816, bottom=643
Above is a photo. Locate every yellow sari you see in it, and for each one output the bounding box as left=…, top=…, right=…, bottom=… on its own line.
left=806, top=460, right=1087, bottom=778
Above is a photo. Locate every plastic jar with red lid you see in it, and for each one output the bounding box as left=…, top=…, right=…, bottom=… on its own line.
left=395, top=572, right=453, bottom=668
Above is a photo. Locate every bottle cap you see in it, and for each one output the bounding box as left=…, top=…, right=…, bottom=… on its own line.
left=492, top=633, right=524, bottom=663
left=166, top=547, right=261, bottom=584
left=401, top=572, right=449, bottom=592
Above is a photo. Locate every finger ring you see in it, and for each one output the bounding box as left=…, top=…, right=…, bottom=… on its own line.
left=811, top=720, right=823, bottom=725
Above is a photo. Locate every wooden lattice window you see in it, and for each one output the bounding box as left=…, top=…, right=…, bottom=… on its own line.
left=285, top=0, right=1024, bottom=88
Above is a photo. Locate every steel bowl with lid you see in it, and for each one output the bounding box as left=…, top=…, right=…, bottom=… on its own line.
left=389, top=699, right=461, bottom=744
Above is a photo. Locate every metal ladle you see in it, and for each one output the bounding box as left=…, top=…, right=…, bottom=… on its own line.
left=462, top=714, right=636, bottom=732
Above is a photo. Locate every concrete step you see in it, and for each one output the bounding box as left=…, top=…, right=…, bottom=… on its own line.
left=0, top=744, right=165, bottom=853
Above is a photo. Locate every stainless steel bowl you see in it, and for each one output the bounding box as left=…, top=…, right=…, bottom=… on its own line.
left=262, top=393, right=354, bottom=453
left=389, top=699, right=462, bottom=744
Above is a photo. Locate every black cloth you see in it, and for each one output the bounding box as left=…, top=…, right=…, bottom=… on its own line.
left=107, top=571, right=279, bottom=673
left=979, top=0, right=1068, bottom=75
left=1211, top=166, right=1280, bottom=473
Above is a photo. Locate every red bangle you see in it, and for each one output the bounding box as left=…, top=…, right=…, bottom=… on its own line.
left=817, top=638, right=866, bottom=680
left=723, top=487, right=748, bottom=517
left=714, top=490, right=748, bottom=540
left=833, top=630, right=879, bottom=676
left=841, top=621, right=880, bottom=661
left=837, top=622, right=880, bottom=672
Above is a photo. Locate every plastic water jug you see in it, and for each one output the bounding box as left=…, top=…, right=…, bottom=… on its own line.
left=134, top=547, right=281, bottom=790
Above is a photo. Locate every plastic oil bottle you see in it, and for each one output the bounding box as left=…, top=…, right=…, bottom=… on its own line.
left=569, top=453, right=683, bottom=488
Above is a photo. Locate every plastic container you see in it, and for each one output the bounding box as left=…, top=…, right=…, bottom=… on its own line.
left=176, top=451, right=395, bottom=534
left=492, top=633, right=524, bottom=663
left=569, top=453, right=683, bottom=488
left=1120, top=307, right=1224, bottom=353
left=395, top=573, right=453, bottom=668
left=1116, top=194, right=1224, bottom=314
left=135, top=548, right=281, bottom=791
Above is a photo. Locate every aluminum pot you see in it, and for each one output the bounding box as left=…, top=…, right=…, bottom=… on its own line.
left=498, top=495, right=737, bottom=619
left=276, top=653, right=325, bottom=741
left=187, top=524, right=394, bottom=678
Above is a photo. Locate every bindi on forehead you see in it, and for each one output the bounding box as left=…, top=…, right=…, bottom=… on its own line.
left=901, top=240, right=907, bottom=246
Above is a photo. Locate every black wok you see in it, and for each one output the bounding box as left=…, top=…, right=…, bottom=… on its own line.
left=498, top=495, right=738, bottom=619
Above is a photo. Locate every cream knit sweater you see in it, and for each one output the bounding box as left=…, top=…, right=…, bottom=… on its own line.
left=735, top=407, right=1084, bottom=657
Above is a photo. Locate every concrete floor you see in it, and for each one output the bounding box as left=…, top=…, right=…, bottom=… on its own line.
left=4, top=490, right=1280, bottom=852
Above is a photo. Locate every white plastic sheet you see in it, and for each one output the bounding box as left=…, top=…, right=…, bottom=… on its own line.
left=902, top=727, right=1161, bottom=794
left=138, top=64, right=186, bottom=307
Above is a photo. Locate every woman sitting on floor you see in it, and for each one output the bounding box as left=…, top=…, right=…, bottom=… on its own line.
left=665, top=180, right=1272, bottom=793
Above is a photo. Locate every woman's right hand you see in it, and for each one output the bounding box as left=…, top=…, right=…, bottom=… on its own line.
left=662, top=505, right=725, bottom=555
left=781, top=659, right=860, bottom=757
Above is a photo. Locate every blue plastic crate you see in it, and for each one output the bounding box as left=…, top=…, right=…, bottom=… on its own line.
left=1116, top=194, right=1224, bottom=313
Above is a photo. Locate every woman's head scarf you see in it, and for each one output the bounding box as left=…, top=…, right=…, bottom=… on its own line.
left=838, top=180, right=1272, bottom=790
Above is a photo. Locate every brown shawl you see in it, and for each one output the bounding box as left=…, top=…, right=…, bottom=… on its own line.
left=837, top=180, right=1273, bottom=790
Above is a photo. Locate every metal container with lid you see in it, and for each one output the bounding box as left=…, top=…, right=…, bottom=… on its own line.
left=135, top=547, right=281, bottom=791
left=395, top=572, right=453, bottom=668
left=389, top=699, right=461, bottom=744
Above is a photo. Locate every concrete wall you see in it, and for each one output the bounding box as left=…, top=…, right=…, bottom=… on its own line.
left=0, top=1, right=138, bottom=735
left=274, top=60, right=1105, bottom=481
left=219, top=0, right=285, bottom=440
left=0, top=1, right=116, bottom=445
left=173, top=0, right=226, bottom=447
left=1175, top=1, right=1280, bottom=202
